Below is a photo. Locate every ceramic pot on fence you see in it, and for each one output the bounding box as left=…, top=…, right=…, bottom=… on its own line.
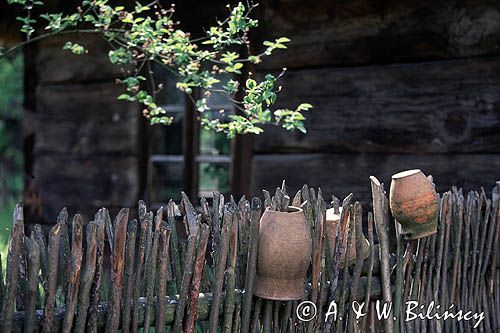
left=254, top=206, right=312, bottom=300
left=389, top=169, right=439, bottom=240
left=325, top=208, right=370, bottom=268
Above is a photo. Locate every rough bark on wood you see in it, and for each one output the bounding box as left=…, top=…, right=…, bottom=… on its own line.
left=58, top=212, right=69, bottom=306
left=209, top=203, right=235, bottom=333
left=143, top=208, right=162, bottom=333
left=450, top=193, right=464, bottom=304
left=1, top=204, right=24, bottom=333
left=185, top=224, right=210, bottom=333
left=155, top=224, right=172, bottom=333
left=24, top=235, right=40, bottom=333
left=41, top=211, right=63, bottom=333
left=32, top=224, right=48, bottom=285
left=167, top=200, right=182, bottom=295
left=348, top=202, right=366, bottom=331
left=105, top=208, right=129, bottom=332
left=223, top=211, right=239, bottom=333
left=240, top=197, right=261, bottom=333
left=237, top=196, right=250, bottom=289
left=74, top=221, right=98, bottom=333
left=131, top=210, right=152, bottom=333
left=325, top=194, right=351, bottom=332
left=212, top=192, right=224, bottom=268
left=360, top=212, right=375, bottom=333
left=121, top=219, right=137, bottom=333
left=250, top=297, right=262, bottom=333
left=308, top=190, right=324, bottom=332
left=87, top=208, right=106, bottom=332
left=173, top=214, right=201, bottom=332
left=336, top=205, right=353, bottom=332
left=370, top=176, right=393, bottom=333
left=62, top=214, right=84, bottom=332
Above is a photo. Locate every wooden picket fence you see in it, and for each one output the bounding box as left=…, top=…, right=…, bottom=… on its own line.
left=0, top=178, right=498, bottom=332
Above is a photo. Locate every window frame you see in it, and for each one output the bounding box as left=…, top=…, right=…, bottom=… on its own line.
left=147, top=92, right=248, bottom=206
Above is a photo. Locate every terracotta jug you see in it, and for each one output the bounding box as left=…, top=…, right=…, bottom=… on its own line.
left=254, top=206, right=312, bottom=300
left=389, top=169, right=439, bottom=240
left=325, top=208, right=370, bottom=268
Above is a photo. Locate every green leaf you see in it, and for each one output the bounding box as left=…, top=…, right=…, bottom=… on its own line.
left=276, top=37, right=291, bottom=43
left=246, top=79, right=256, bottom=89
left=297, top=103, right=313, bottom=111
left=117, top=94, right=132, bottom=101
left=135, top=2, right=150, bottom=13
left=62, top=42, right=87, bottom=55
left=297, top=125, right=307, bottom=133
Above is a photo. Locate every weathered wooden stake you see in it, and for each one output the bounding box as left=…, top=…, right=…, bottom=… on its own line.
left=209, top=203, right=235, bottom=333
left=360, top=212, right=375, bottom=333
left=121, top=219, right=137, bottom=333
left=131, top=209, right=152, bottom=333
left=223, top=210, right=239, bottom=333
left=185, top=224, right=209, bottom=333
left=87, top=208, right=106, bottom=332
left=370, top=176, right=393, bottom=333
left=62, top=214, right=84, bottom=332
left=348, top=202, right=366, bottom=331
left=105, top=208, right=129, bottom=332
left=144, top=208, right=162, bottom=333
left=74, top=221, right=98, bottom=333
left=172, top=213, right=201, bottom=332
left=156, top=224, right=172, bottom=333
left=41, top=209, right=64, bottom=333
left=24, top=235, right=40, bottom=333
left=240, top=197, right=261, bottom=333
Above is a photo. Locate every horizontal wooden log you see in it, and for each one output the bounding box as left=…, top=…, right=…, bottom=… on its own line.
left=34, top=83, right=139, bottom=156
left=35, top=34, right=124, bottom=84
left=10, top=295, right=211, bottom=333
left=250, top=153, right=500, bottom=204
left=33, top=156, right=139, bottom=222
left=254, top=58, right=500, bottom=153
left=257, top=0, right=500, bottom=69
left=9, top=277, right=381, bottom=332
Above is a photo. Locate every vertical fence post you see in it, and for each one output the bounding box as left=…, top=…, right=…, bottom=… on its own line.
left=62, top=214, right=83, bottom=332
left=370, top=176, right=394, bottom=333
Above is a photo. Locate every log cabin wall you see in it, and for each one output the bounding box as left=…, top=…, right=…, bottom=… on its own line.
left=16, top=0, right=232, bottom=223
left=24, top=33, right=142, bottom=222
left=250, top=0, right=500, bottom=203
left=5, top=0, right=500, bottom=221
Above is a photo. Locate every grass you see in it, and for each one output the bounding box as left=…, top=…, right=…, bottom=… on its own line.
left=0, top=201, right=15, bottom=265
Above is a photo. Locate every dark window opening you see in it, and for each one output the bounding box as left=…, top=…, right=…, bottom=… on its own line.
left=147, top=67, right=233, bottom=206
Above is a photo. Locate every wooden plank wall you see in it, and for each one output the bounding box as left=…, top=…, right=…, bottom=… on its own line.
left=251, top=0, right=500, bottom=202
left=26, top=34, right=142, bottom=222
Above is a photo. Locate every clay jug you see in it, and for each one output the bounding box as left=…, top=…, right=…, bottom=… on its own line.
left=254, top=206, right=312, bottom=300
left=389, top=169, right=439, bottom=240
left=325, top=208, right=370, bottom=268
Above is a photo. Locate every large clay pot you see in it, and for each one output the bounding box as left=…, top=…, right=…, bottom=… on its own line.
left=389, top=169, right=439, bottom=240
left=325, top=208, right=370, bottom=268
left=254, top=207, right=312, bottom=300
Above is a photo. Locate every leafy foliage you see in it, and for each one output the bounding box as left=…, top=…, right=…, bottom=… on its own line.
left=2, top=0, right=313, bottom=138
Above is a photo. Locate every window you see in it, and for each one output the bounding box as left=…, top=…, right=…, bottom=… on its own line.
left=147, top=67, right=232, bottom=206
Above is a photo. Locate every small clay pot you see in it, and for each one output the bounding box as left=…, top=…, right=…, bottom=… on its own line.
left=389, top=169, right=439, bottom=240
left=325, top=208, right=370, bottom=268
left=254, top=206, right=311, bottom=300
